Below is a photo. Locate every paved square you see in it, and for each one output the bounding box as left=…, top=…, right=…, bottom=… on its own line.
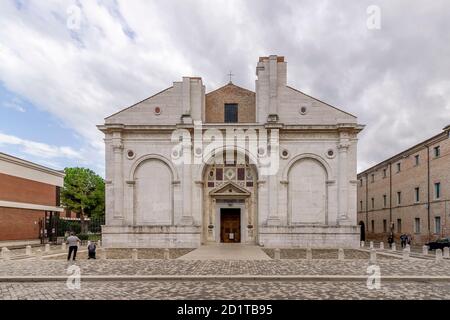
left=1, top=246, right=450, bottom=300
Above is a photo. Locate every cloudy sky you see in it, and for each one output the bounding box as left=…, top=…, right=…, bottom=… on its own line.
left=0, top=0, right=449, bottom=175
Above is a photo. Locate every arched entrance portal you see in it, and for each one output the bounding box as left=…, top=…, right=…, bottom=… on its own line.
left=202, top=152, right=258, bottom=244
left=359, top=221, right=365, bottom=241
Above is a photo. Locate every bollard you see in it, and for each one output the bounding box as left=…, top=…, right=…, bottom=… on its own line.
left=379, top=242, right=384, bottom=250
left=97, top=240, right=102, bottom=248
left=436, top=249, right=443, bottom=262
left=1, top=247, right=10, bottom=260
left=405, top=244, right=411, bottom=252
left=369, top=249, right=377, bottom=263
left=391, top=242, right=397, bottom=251
left=132, top=248, right=138, bottom=261
left=369, top=241, right=374, bottom=249
left=402, top=248, right=410, bottom=260
left=274, top=248, right=281, bottom=260
left=25, top=245, right=32, bottom=256
left=360, top=241, right=365, bottom=248
left=62, top=243, right=66, bottom=251
left=44, top=244, right=50, bottom=253
left=36, top=249, right=43, bottom=260
left=338, top=248, right=345, bottom=261
left=164, top=248, right=170, bottom=260
left=306, top=248, right=312, bottom=261
left=443, top=247, right=450, bottom=259
left=422, top=245, right=429, bottom=255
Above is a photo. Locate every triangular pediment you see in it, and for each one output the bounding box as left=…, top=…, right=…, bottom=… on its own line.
left=209, top=181, right=251, bottom=198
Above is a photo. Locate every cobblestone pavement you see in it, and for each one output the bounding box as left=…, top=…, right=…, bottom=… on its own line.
left=1, top=280, right=450, bottom=300
left=1, top=259, right=450, bottom=277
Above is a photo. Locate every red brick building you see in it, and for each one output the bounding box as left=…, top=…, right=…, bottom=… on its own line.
left=0, top=153, right=65, bottom=243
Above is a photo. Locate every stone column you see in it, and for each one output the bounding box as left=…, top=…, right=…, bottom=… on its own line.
left=112, top=131, right=124, bottom=220
left=266, top=129, right=280, bottom=226
left=180, top=141, right=194, bottom=225
left=337, top=134, right=350, bottom=224
left=125, top=181, right=135, bottom=225
left=210, top=198, right=216, bottom=242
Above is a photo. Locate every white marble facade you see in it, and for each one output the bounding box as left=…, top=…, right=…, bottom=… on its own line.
left=98, top=55, right=364, bottom=248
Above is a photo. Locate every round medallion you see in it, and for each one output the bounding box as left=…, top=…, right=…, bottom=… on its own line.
left=126, top=150, right=135, bottom=160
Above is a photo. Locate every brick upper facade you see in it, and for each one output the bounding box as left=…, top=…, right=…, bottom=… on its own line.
left=205, top=83, right=256, bottom=123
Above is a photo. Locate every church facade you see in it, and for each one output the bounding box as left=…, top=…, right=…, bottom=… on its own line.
left=98, top=55, right=364, bottom=248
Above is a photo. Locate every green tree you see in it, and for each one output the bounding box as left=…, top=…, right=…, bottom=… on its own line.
left=61, top=167, right=105, bottom=233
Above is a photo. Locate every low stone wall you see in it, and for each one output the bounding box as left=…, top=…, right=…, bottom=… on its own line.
left=262, top=249, right=398, bottom=260
left=104, top=248, right=195, bottom=259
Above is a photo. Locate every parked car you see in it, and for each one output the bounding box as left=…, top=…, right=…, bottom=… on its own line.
left=426, top=238, right=450, bottom=250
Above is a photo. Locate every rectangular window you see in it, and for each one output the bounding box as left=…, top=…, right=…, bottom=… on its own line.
left=371, top=197, right=374, bottom=209
left=397, top=191, right=401, bottom=205
left=215, top=168, right=223, bottom=180
left=360, top=179, right=363, bottom=187
left=360, top=201, right=363, bottom=211
left=396, top=163, right=401, bottom=173
left=371, top=220, right=375, bottom=232
left=415, top=218, right=420, bottom=234
left=371, top=174, right=375, bottom=183
left=224, top=103, right=238, bottom=123
left=383, top=219, right=387, bottom=233
left=397, top=219, right=402, bottom=233
left=237, top=168, right=245, bottom=180
left=414, top=187, right=420, bottom=203
left=383, top=194, right=387, bottom=207
left=435, top=182, right=441, bottom=199
left=434, top=146, right=440, bottom=158
left=415, top=155, right=420, bottom=166
left=383, top=169, right=387, bottom=178
left=435, top=216, right=441, bottom=234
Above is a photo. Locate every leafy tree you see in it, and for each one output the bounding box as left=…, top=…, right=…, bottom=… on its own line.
left=61, top=167, right=105, bottom=233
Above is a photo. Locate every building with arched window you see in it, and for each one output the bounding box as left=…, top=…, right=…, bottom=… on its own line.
left=98, top=55, right=364, bottom=248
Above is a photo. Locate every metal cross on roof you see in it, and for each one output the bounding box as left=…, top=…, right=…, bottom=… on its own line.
left=228, top=71, right=234, bottom=83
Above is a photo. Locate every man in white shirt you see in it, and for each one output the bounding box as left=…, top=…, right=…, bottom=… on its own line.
left=66, top=232, right=81, bottom=261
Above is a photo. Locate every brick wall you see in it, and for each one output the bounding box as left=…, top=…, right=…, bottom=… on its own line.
left=205, top=83, right=256, bottom=123
left=357, top=127, right=450, bottom=245
left=0, top=207, right=43, bottom=241
left=0, top=172, right=57, bottom=206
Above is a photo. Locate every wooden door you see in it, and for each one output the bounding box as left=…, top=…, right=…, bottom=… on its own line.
left=220, top=209, right=241, bottom=243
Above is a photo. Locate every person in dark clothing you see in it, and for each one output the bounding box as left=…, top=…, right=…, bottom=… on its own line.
left=400, top=234, right=407, bottom=248
left=387, top=234, right=394, bottom=248
left=88, top=242, right=97, bottom=259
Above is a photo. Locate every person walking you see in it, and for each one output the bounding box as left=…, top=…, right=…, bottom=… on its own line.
left=67, top=232, right=81, bottom=261
left=407, top=234, right=412, bottom=246
left=400, top=234, right=406, bottom=248
left=88, top=241, right=97, bottom=259
left=387, top=233, right=394, bottom=248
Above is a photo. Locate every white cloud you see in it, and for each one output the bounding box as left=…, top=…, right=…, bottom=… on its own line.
left=0, top=132, right=84, bottom=160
